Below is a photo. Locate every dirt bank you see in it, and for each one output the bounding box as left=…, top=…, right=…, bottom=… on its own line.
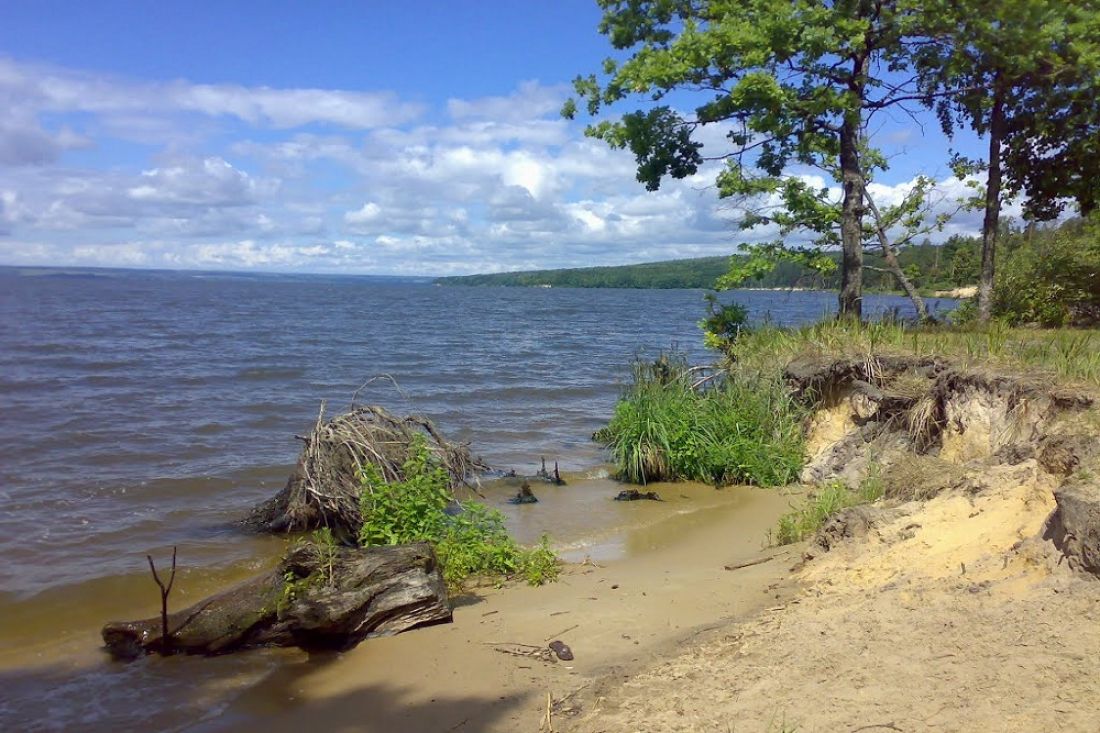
left=565, top=357, right=1100, bottom=732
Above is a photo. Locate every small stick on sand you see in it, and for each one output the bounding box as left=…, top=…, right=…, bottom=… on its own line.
left=724, top=556, right=774, bottom=571
left=545, top=623, right=579, bottom=642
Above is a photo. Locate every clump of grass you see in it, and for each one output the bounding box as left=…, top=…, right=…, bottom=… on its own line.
left=599, top=353, right=805, bottom=486
left=358, top=436, right=559, bottom=590
left=774, top=473, right=885, bottom=546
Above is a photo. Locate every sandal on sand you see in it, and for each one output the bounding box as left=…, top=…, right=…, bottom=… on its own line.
left=548, top=640, right=574, bottom=661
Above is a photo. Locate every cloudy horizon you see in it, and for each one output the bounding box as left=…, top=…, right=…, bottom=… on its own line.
left=0, top=4, right=1001, bottom=277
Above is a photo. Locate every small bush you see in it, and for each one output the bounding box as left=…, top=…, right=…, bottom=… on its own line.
left=599, top=353, right=804, bottom=486
left=358, top=437, right=559, bottom=589
left=700, top=292, right=749, bottom=351
left=773, top=476, right=884, bottom=546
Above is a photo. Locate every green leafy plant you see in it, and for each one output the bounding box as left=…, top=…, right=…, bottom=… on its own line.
left=358, top=437, right=559, bottom=590
left=700, top=293, right=749, bottom=352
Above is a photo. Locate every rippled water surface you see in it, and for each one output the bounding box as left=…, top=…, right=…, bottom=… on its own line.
left=0, top=267, right=958, bottom=598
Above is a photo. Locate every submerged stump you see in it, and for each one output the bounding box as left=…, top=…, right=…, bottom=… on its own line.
left=102, top=542, right=451, bottom=660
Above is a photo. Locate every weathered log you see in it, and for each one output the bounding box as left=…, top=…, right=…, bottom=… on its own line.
left=103, top=542, right=451, bottom=659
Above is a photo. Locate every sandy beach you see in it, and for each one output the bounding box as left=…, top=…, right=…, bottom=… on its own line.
left=202, top=482, right=800, bottom=732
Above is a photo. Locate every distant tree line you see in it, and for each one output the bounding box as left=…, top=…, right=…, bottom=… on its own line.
left=435, top=236, right=981, bottom=292
left=439, top=216, right=1099, bottom=326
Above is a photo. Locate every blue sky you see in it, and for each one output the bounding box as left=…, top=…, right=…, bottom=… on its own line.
left=0, top=1, right=994, bottom=275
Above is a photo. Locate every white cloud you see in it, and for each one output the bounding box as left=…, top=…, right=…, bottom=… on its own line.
left=447, top=80, right=567, bottom=123
left=128, top=157, right=267, bottom=206
left=344, top=202, right=381, bottom=224
left=0, top=57, right=423, bottom=131
left=0, top=57, right=999, bottom=275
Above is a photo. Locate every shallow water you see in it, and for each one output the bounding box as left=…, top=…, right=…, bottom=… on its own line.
left=0, top=266, right=955, bottom=730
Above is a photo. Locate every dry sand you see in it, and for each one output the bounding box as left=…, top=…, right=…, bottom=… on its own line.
left=568, top=459, right=1100, bottom=733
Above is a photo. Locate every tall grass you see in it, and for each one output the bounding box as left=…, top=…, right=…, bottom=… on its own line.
left=728, top=319, right=1100, bottom=388
left=599, top=354, right=805, bottom=487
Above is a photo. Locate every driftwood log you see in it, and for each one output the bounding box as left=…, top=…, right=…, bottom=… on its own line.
left=103, top=542, right=451, bottom=659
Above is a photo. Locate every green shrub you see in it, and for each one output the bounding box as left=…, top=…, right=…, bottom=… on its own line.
left=358, top=438, right=559, bottom=589
left=598, top=354, right=804, bottom=486
left=700, top=292, right=749, bottom=351
left=993, top=218, right=1100, bottom=326
left=773, top=476, right=884, bottom=546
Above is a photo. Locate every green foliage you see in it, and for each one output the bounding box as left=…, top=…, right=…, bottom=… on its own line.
left=275, top=527, right=341, bottom=618
left=358, top=438, right=559, bottom=590
left=435, top=239, right=984, bottom=295
left=917, top=0, right=1100, bottom=220
left=993, top=219, right=1100, bottom=327
left=435, top=255, right=733, bottom=289
left=567, top=0, right=972, bottom=317
left=358, top=445, right=450, bottom=547
left=699, top=293, right=748, bottom=351
left=774, top=476, right=885, bottom=546
left=310, top=527, right=338, bottom=586
left=598, top=353, right=804, bottom=487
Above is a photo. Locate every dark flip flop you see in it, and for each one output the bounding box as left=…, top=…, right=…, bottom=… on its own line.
left=548, top=640, right=574, bottom=661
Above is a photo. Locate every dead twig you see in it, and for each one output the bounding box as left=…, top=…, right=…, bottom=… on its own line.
left=146, top=546, right=178, bottom=654
left=544, top=623, right=579, bottom=642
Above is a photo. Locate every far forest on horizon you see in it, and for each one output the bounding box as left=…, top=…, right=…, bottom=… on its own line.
left=436, top=219, right=1075, bottom=293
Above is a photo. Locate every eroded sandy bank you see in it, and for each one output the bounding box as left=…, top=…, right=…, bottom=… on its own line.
left=565, top=357, right=1100, bottom=732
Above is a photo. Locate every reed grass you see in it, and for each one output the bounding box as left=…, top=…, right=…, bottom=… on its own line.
left=599, top=354, right=805, bottom=486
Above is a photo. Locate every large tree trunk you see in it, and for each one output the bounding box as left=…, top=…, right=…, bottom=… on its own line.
left=978, top=80, right=1005, bottom=323
left=863, top=187, right=933, bottom=322
left=102, top=542, right=451, bottom=659
left=838, top=76, right=867, bottom=319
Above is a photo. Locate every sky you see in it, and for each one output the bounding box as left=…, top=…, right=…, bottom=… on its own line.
left=0, top=1, right=996, bottom=276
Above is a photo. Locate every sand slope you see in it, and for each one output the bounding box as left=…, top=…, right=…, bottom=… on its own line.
left=569, top=460, right=1100, bottom=732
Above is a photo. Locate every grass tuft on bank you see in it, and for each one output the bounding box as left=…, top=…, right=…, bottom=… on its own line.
left=774, top=473, right=885, bottom=545
left=598, top=354, right=805, bottom=487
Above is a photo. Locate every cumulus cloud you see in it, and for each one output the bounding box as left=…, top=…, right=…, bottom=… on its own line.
left=0, top=57, right=995, bottom=274
left=127, top=157, right=269, bottom=207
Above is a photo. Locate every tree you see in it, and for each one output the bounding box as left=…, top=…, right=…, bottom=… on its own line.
left=917, top=0, right=1100, bottom=322
left=566, top=0, right=943, bottom=319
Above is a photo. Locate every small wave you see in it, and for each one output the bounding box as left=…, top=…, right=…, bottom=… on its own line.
left=236, top=366, right=307, bottom=380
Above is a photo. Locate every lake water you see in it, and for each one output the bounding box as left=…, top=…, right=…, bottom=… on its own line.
left=0, top=266, right=956, bottom=730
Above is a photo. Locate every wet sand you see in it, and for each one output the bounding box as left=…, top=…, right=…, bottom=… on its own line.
left=205, top=482, right=798, bottom=733
left=0, top=477, right=799, bottom=732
